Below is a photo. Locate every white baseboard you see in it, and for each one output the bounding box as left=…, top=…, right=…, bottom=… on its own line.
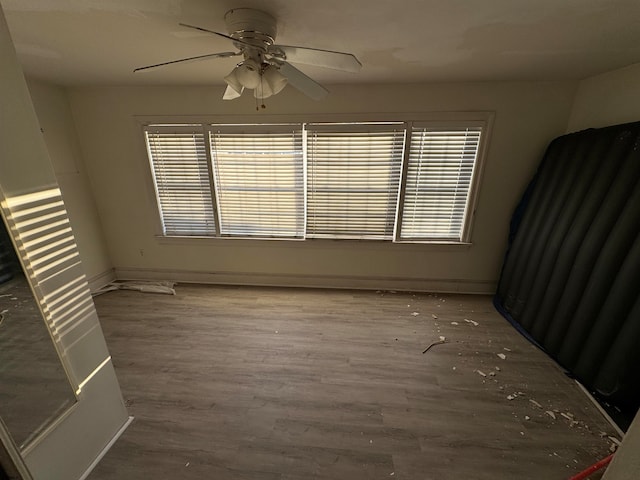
left=114, top=267, right=496, bottom=294
left=86, top=268, right=116, bottom=293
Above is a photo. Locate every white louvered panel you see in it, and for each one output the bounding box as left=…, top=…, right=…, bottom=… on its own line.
left=1, top=188, right=97, bottom=375
left=210, top=125, right=304, bottom=238
left=145, top=127, right=216, bottom=236
left=7, top=190, right=80, bottom=282
left=35, top=264, right=99, bottom=385
left=306, top=124, right=404, bottom=239
left=400, top=127, right=482, bottom=241
left=41, top=274, right=94, bottom=335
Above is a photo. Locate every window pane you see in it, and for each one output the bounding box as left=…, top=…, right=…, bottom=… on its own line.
left=306, top=124, right=405, bottom=239
left=209, top=125, right=304, bottom=238
left=400, top=127, right=482, bottom=240
left=145, top=129, right=216, bottom=236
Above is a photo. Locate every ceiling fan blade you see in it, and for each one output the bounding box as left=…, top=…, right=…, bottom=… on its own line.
left=278, top=62, right=329, bottom=101
left=134, top=51, right=239, bottom=72
left=270, top=45, right=362, bottom=73
left=178, top=23, right=256, bottom=49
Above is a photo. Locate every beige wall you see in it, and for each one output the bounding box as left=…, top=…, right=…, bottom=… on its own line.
left=26, top=79, right=113, bottom=288
left=568, top=62, right=640, bottom=132
left=67, top=81, right=576, bottom=292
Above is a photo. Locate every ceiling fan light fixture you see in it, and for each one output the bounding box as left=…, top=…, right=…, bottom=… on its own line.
left=254, top=66, right=287, bottom=100
left=234, top=58, right=261, bottom=89
left=253, top=81, right=273, bottom=99
left=262, top=65, right=288, bottom=95
left=223, top=84, right=243, bottom=100
left=223, top=68, right=244, bottom=95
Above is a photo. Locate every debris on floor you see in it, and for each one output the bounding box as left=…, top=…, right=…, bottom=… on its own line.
left=422, top=336, right=447, bottom=354
left=464, top=318, right=479, bottom=326
left=497, top=353, right=507, bottom=360
left=431, top=313, right=438, bottom=319
left=608, top=436, right=622, bottom=447
left=530, top=399, right=543, bottom=408
left=546, top=411, right=557, bottom=420
left=411, top=311, right=420, bottom=316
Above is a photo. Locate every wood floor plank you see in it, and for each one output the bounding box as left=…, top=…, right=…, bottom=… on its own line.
left=87, top=285, right=617, bottom=479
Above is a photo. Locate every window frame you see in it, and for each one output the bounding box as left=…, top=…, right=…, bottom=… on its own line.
left=138, top=112, right=493, bottom=245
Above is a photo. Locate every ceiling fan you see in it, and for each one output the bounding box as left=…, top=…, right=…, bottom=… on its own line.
left=134, top=8, right=362, bottom=102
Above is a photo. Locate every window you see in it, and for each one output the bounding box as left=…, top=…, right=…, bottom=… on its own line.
left=306, top=123, right=404, bottom=239
left=144, top=117, right=487, bottom=243
left=210, top=125, right=304, bottom=238
left=400, top=126, right=482, bottom=241
left=145, top=127, right=216, bottom=236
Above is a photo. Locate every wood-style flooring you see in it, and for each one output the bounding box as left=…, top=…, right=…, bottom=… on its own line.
left=88, top=285, right=619, bottom=479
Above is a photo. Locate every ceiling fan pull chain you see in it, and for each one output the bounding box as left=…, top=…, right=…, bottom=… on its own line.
left=260, top=75, right=267, bottom=109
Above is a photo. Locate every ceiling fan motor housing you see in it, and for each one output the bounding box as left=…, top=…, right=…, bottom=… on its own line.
left=225, top=8, right=277, bottom=52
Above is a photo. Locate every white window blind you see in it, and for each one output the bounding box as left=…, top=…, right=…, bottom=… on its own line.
left=209, top=125, right=304, bottom=237
left=306, top=123, right=405, bottom=239
left=145, top=128, right=216, bottom=236
left=400, top=126, right=482, bottom=241
left=144, top=119, right=487, bottom=243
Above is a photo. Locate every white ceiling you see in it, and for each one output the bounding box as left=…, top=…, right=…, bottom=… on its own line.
left=2, top=0, right=640, bottom=88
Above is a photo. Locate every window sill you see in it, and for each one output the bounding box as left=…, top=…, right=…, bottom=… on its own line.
left=153, top=235, right=473, bottom=250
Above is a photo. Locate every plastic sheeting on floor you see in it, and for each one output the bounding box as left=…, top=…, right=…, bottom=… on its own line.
left=93, top=280, right=176, bottom=296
